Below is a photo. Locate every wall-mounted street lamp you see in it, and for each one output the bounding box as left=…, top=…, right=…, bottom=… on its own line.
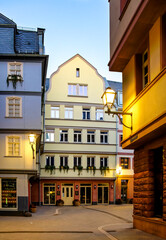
left=29, top=134, right=35, bottom=159
left=116, top=166, right=122, bottom=175
left=101, top=87, right=132, bottom=130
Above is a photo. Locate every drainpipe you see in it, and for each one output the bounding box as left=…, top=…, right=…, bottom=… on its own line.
left=38, top=148, right=41, bottom=206
left=114, top=113, right=118, bottom=204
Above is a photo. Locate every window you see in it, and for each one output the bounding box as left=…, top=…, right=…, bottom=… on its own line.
left=87, top=131, right=95, bottom=143
left=76, top=68, right=80, bottom=77
left=51, top=106, right=59, bottom=118
left=74, top=157, right=81, bottom=167
left=46, top=130, right=54, bottom=142
left=100, top=131, right=108, bottom=144
left=120, top=158, right=129, bottom=169
left=1, top=179, right=17, bottom=208
left=96, top=109, right=103, bottom=120
left=65, top=107, right=73, bottom=119
left=74, top=130, right=81, bottom=143
left=8, top=62, right=23, bottom=77
left=68, top=84, right=87, bottom=96
left=118, top=92, right=123, bottom=106
left=60, top=130, right=68, bottom=142
left=83, top=108, right=90, bottom=120
left=46, top=156, right=55, bottom=166
left=6, top=97, right=22, bottom=117
left=8, top=136, right=20, bottom=156
left=60, top=156, right=68, bottom=167
left=100, top=157, right=108, bottom=167
left=142, top=49, right=149, bottom=88
left=87, top=157, right=95, bottom=167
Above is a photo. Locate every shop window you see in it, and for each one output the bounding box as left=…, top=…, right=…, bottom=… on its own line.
left=120, top=157, right=129, bottom=169
left=1, top=179, right=17, bottom=208
left=51, top=106, right=59, bottom=118
left=74, top=130, right=81, bottom=143
left=8, top=136, right=20, bottom=156
left=87, top=130, right=95, bottom=143
left=60, top=130, right=68, bottom=142
left=46, top=156, right=55, bottom=166
left=6, top=97, right=22, bottom=117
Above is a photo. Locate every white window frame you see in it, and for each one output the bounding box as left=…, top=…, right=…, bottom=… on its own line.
left=74, top=130, right=82, bottom=143
left=51, top=106, right=59, bottom=118
left=7, top=136, right=21, bottom=156
left=73, top=156, right=82, bottom=167
left=96, top=109, right=104, bottom=120
left=100, top=157, right=108, bottom=167
left=87, top=130, right=95, bottom=143
left=6, top=96, right=22, bottom=118
left=45, top=156, right=55, bottom=166
left=68, top=84, right=88, bottom=96
left=65, top=107, right=73, bottom=119
left=100, top=131, right=108, bottom=144
left=60, top=130, right=68, bottom=142
left=8, top=62, right=23, bottom=77
left=87, top=157, right=95, bottom=167
left=60, top=156, right=68, bottom=167
left=82, top=108, right=90, bottom=120
left=45, top=130, right=54, bottom=142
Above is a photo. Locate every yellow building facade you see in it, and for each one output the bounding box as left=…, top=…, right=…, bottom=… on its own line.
left=108, top=0, right=166, bottom=238
left=37, top=54, right=117, bottom=205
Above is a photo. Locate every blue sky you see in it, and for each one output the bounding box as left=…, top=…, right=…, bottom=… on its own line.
left=1, top=0, right=122, bottom=81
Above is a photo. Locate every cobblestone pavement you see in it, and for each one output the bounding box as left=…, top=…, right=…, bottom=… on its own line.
left=0, top=205, right=164, bottom=240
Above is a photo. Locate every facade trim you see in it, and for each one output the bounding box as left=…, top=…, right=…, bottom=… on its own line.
left=45, top=101, right=104, bottom=107
left=0, top=170, right=37, bottom=175
left=43, top=150, right=116, bottom=154
left=0, top=129, right=42, bottom=134
left=0, top=91, right=42, bottom=96
left=45, top=125, right=116, bottom=130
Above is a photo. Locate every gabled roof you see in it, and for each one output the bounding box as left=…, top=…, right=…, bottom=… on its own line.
left=0, top=13, right=16, bottom=26
left=50, top=54, right=103, bottom=80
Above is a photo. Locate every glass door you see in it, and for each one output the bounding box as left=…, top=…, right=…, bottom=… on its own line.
left=98, top=184, right=109, bottom=204
left=61, top=184, right=73, bottom=205
left=43, top=184, right=55, bottom=205
left=80, top=185, right=92, bottom=204
left=121, top=180, right=128, bottom=203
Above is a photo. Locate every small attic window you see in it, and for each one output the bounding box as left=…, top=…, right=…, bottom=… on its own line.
left=76, top=68, right=80, bottom=77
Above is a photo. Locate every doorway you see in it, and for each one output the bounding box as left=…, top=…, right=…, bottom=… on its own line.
left=121, top=180, right=128, bottom=203
left=43, top=184, right=55, bottom=205
left=61, top=184, right=74, bottom=205
left=98, top=184, right=109, bottom=204
left=154, top=147, right=163, bottom=218
left=80, top=184, right=91, bottom=204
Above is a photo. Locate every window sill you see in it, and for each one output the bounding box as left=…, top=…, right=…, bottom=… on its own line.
left=4, top=155, right=22, bottom=158
left=68, top=95, right=88, bottom=98
left=5, top=116, right=23, bottom=118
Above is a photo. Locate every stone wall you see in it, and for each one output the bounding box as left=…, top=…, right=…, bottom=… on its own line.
left=134, top=134, right=166, bottom=219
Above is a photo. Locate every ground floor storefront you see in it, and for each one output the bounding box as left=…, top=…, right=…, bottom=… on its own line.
left=0, top=173, right=32, bottom=214
left=31, top=179, right=115, bottom=206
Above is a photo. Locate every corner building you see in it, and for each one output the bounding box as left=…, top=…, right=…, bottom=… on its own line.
left=0, top=14, right=48, bottom=214
left=37, top=54, right=117, bottom=205
left=108, top=0, right=166, bottom=238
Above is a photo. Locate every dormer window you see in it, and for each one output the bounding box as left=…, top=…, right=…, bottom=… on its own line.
left=76, top=68, right=80, bottom=77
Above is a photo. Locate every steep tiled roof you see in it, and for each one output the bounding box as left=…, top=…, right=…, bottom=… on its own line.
left=105, top=79, right=122, bottom=92
left=15, top=30, right=39, bottom=54
left=0, top=13, right=16, bottom=25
